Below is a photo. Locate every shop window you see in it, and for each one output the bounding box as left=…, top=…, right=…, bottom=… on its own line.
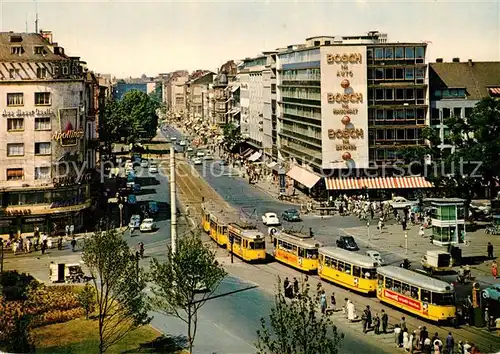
left=385, top=68, right=394, bottom=80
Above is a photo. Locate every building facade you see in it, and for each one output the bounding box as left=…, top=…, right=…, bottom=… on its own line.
left=429, top=59, right=500, bottom=155
left=212, top=61, right=238, bottom=126
left=0, top=31, right=93, bottom=237
left=165, top=70, right=189, bottom=118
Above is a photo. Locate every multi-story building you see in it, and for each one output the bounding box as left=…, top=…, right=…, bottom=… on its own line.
left=275, top=33, right=431, bottom=194
left=262, top=52, right=278, bottom=160
left=212, top=60, right=238, bottom=126
left=185, top=70, right=214, bottom=124
left=165, top=70, right=189, bottom=118
left=0, top=31, right=94, bottom=237
left=429, top=59, right=500, bottom=155
left=112, top=76, right=162, bottom=100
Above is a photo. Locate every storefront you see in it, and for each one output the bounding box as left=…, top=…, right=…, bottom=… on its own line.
left=286, top=165, right=323, bottom=195
left=426, top=198, right=466, bottom=246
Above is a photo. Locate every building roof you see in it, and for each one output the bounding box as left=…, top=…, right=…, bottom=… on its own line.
left=0, top=31, right=71, bottom=62
left=429, top=61, right=500, bottom=100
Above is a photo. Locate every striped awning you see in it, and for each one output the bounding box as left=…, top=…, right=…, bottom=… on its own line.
left=326, top=176, right=433, bottom=190
left=241, top=148, right=253, bottom=158
left=488, top=87, right=500, bottom=95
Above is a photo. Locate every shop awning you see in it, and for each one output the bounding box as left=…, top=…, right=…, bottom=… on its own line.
left=248, top=151, right=262, bottom=162
left=7, top=169, right=23, bottom=178
left=326, top=176, right=433, bottom=190
left=266, top=161, right=277, bottom=168
left=286, top=165, right=322, bottom=189
left=242, top=148, right=254, bottom=158
left=488, top=87, right=500, bottom=95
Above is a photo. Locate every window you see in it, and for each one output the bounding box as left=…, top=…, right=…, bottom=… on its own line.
left=385, top=68, right=394, bottom=79
left=432, top=292, right=455, bottom=306
left=35, top=142, right=51, bottom=155
left=415, top=47, right=425, bottom=59
left=421, top=289, right=431, bottom=302
left=405, top=47, right=415, bottom=59
left=35, top=92, right=51, bottom=105
left=405, top=68, right=414, bottom=80
left=416, top=108, right=425, bottom=119
left=386, top=109, right=394, bottom=120
left=314, top=41, right=320, bottom=46
left=376, top=149, right=385, bottom=160
left=385, top=89, right=394, bottom=100
left=396, top=88, right=404, bottom=100
left=7, top=93, right=24, bottom=106
left=8, top=68, right=20, bottom=79
left=397, top=129, right=405, bottom=140
left=395, top=68, right=404, bottom=80
left=395, top=47, right=404, bottom=59
left=385, top=47, right=393, bottom=59
left=35, top=117, right=51, bottom=130
left=325, top=40, right=331, bottom=45
left=465, top=107, right=473, bottom=118
left=407, top=129, right=416, bottom=140
left=385, top=277, right=393, bottom=289
left=406, top=109, right=415, bottom=119
left=7, top=143, right=24, bottom=157
left=396, top=109, right=405, bottom=119
left=374, top=48, right=384, bottom=60
left=442, top=108, right=451, bottom=119
left=10, top=46, right=23, bottom=55
left=402, top=283, right=410, bottom=296
left=375, top=68, right=384, bottom=80
left=386, top=129, right=395, bottom=140
left=36, top=67, right=47, bottom=79
left=34, top=46, right=44, bottom=54
left=6, top=168, right=24, bottom=181
left=7, top=118, right=24, bottom=131
left=393, top=280, right=402, bottom=292
left=353, top=266, right=361, bottom=277
left=376, top=130, right=385, bottom=140
left=457, top=88, right=466, bottom=97
left=453, top=107, right=462, bottom=118
left=376, top=110, right=385, bottom=120
left=416, top=67, right=425, bottom=79
left=375, top=89, right=384, bottom=100
left=406, top=89, right=415, bottom=100
left=35, top=166, right=50, bottom=180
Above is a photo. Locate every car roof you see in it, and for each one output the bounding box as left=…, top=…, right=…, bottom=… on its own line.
left=143, top=218, right=154, bottom=222
left=266, top=212, right=277, bottom=215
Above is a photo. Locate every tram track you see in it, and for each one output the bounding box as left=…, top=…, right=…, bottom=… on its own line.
left=171, top=155, right=499, bottom=352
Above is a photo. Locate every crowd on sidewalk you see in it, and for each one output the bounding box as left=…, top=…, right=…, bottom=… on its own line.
left=3, top=227, right=81, bottom=255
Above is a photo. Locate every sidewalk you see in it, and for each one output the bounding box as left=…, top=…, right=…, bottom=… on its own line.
left=341, top=221, right=500, bottom=284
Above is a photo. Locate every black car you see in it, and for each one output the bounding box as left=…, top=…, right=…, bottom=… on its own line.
left=336, top=236, right=359, bottom=251
left=282, top=208, right=301, bottom=222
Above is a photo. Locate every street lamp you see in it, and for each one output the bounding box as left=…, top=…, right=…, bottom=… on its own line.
left=118, top=203, right=124, bottom=229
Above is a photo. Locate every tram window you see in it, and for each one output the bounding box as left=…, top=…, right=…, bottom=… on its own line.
left=222, top=226, right=227, bottom=234
left=402, top=283, right=410, bottom=296
left=344, top=263, right=351, bottom=274
left=421, top=289, right=430, bottom=302
left=292, top=245, right=298, bottom=254
left=338, top=261, right=344, bottom=272
left=243, top=240, right=247, bottom=248
left=250, top=241, right=265, bottom=249
left=306, top=249, right=318, bottom=259
left=410, top=286, right=419, bottom=299
left=330, top=258, right=337, bottom=269
left=378, top=274, right=384, bottom=286
left=353, top=266, right=361, bottom=277
left=385, top=277, right=393, bottom=289
left=431, top=292, right=455, bottom=306
left=273, top=238, right=277, bottom=247
left=393, top=280, right=401, bottom=293
left=362, top=268, right=377, bottom=279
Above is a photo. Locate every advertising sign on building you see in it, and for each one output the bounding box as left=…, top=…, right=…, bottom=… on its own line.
left=55, top=108, right=83, bottom=147
left=320, top=46, right=369, bottom=169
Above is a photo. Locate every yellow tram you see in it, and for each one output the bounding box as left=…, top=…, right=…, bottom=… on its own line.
left=318, top=247, right=378, bottom=294
left=202, top=203, right=236, bottom=247
left=271, top=232, right=323, bottom=272
left=227, top=222, right=266, bottom=262
left=376, top=266, right=456, bottom=323
left=201, top=202, right=214, bottom=233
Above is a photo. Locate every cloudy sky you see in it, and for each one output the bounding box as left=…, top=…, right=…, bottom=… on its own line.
left=1, top=0, right=498, bottom=77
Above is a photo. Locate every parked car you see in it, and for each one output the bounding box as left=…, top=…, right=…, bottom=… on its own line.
left=149, top=164, right=158, bottom=173
left=204, top=154, right=214, bottom=160
left=336, top=236, right=359, bottom=251
left=482, top=285, right=500, bottom=301
left=281, top=208, right=301, bottom=222
left=196, top=151, right=205, bottom=158
left=365, top=250, right=385, bottom=266
left=187, top=146, right=193, bottom=152
left=262, top=212, right=280, bottom=226
left=179, top=140, right=187, bottom=146
left=193, top=157, right=203, bottom=165
left=170, top=136, right=177, bottom=142
left=128, top=214, right=141, bottom=229
left=148, top=201, right=159, bottom=215
left=127, top=194, right=137, bottom=205
left=382, top=196, right=418, bottom=209
left=140, top=159, right=149, bottom=168
left=140, top=218, right=157, bottom=232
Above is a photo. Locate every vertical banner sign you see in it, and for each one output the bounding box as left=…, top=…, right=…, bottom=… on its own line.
left=320, top=47, right=369, bottom=169
left=279, top=169, right=286, bottom=194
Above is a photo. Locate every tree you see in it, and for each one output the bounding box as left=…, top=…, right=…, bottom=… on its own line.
left=82, top=221, right=151, bottom=353
left=77, top=283, right=97, bottom=320
left=148, top=232, right=226, bottom=354
left=256, top=278, right=343, bottom=354
left=121, top=90, right=160, bottom=140
left=446, top=97, right=500, bottom=199
left=222, top=122, right=243, bottom=151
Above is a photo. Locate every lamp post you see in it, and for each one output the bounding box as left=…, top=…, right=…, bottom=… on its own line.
left=367, top=221, right=370, bottom=241
left=405, top=231, right=408, bottom=255
left=118, top=203, right=123, bottom=229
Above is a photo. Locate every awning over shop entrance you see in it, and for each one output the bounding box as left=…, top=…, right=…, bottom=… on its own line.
left=248, top=151, right=262, bottom=162
left=325, top=176, right=433, bottom=190
left=286, top=165, right=322, bottom=189
left=240, top=148, right=252, bottom=158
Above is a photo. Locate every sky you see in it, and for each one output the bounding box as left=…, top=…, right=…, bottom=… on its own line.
left=0, top=0, right=499, bottom=78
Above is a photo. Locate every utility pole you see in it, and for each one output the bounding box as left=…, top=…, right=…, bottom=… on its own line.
left=34, top=0, right=39, bottom=33
left=170, top=145, right=177, bottom=254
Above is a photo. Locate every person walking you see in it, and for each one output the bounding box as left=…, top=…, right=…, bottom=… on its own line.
left=487, top=242, right=494, bottom=259
left=320, top=290, right=327, bottom=314
left=445, top=332, right=454, bottom=354
left=492, top=261, right=498, bottom=280
left=409, top=330, right=415, bottom=353
left=57, top=236, right=63, bottom=250
left=293, top=277, right=299, bottom=297
left=394, top=325, right=402, bottom=347
left=420, top=326, right=429, bottom=349
left=373, top=312, right=381, bottom=335
left=330, top=292, right=336, bottom=311
left=71, top=236, right=77, bottom=252
left=41, top=239, right=46, bottom=255
left=400, top=316, right=407, bottom=332
left=381, top=309, right=388, bottom=333
left=403, top=329, right=410, bottom=352
left=414, top=326, right=421, bottom=350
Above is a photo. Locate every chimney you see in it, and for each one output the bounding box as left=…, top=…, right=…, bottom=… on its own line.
left=436, top=58, right=443, bottom=63
left=452, top=57, right=460, bottom=63
left=468, top=59, right=473, bottom=67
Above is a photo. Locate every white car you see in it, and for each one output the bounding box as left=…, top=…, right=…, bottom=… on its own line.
left=366, top=250, right=385, bottom=266
left=204, top=154, right=214, bottom=161
left=179, top=140, right=187, bottom=146
left=382, top=196, right=417, bottom=209
left=170, top=136, right=177, bottom=142
left=140, top=159, right=149, bottom=168
left=196, top=151, right=205, bottom=158
left=187, top=146, right=193, bottom=152
left=262, top=212, right=280, bottom=226
left=193, top=157, right=203, bottom=165
left=140, top=218, right=157, bottom=232
left=149, top=164, right=158, bottom=173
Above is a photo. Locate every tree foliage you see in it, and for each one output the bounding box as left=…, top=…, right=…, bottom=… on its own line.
left=102, top=90, right=161, bottom=145
left=77, top=283, right=97, bottom=320
left=82, top=221, right=151, bottom=353
left=257, top=278, right=343, bottom=354
left=148, top=232, right=226, bottom=354
left=222, top=122, right=243, bottom=151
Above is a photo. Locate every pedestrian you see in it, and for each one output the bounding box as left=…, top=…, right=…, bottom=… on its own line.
left=381, top=309, right=388, bottom=333
left=41, top=239, right=46, bottom=255
left=58, top=236, right=63, bottom=250
left=434, top=338, right=443, bottom=354
left=420, top=326, right=428, bottom=349
left=362, top=306, right=369, bottom=333
left=293, top=277, right=299, bottom=297
left=320, top=290, right=327, bottom=314
left=458, top=341, right=464, bottom=354
left=400, top=316, right=407, bottom=332
left=394, top=324, right=402, bottom=347
left=403, top=329, right=410, bottom=351
left=487, top=242, right=494, bottom=259
left=12, top=240, right=18, bottom=255
left=330, top=292, right=336, bottom=311
left=26, top=238, right=31, bottom=253
left=346, top=299, right=356, bottom=322
left=283, top=277, right=290, bottom=297
left=71, top=236, right=77, bottom=252
left=484, top=307, right=490, bottom=331
left=423, top=337, right=432, bottom=354
left=402, top=219, right=407, bottom=231
left=446, top=332, right=454, bottom=354
left=373, top=312, right=380, bottom=335
left=414, top=326, right=421, bottom=350
left=343, top=297, right=349, bottom=318
left=492, top=261, right=498, bottom=279
left=409, top=330, right=415, bottom=353
left=463, top=341, right=471, bottom=354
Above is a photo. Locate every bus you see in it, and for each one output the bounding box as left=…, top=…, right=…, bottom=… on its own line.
left=318, top=247, right=378, bottom=294
left=376, top=266, right=456, bottom=323
left=272, top=232, right=322, bottom=272
left=227, top=222, right=266, bottom=262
